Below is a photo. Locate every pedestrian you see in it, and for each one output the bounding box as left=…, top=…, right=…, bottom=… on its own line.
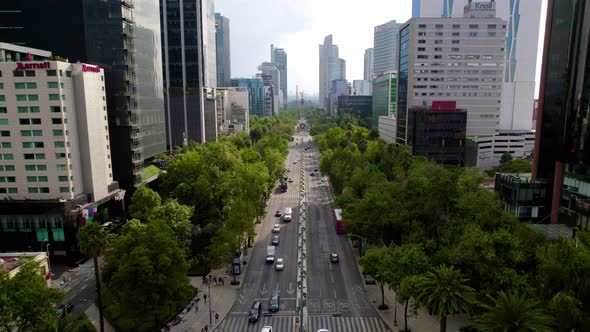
left=221, top=277, right=225, bottom=286
left=215, top=313, right=219, bottom=323
left=201, top=328, right=205, bottom=332
left=202, top=275, right=207, bottom=285
left=203, top=293, right=207, bottom=303
left=204, top=325, right=208, bottom=332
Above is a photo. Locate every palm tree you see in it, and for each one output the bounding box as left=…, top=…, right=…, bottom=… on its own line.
left=415, top=265, right=475, bottom=332
left=43, top=313, right=85, bottom=332
left=77, top=222, right=110, bottom=332
left=475, top=290, right=554, bottom=332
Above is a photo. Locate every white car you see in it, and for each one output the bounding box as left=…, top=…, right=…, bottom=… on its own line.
left=317, top=330, right=329, bottom=332
left=272, top=224, right=280, bottom=233
left=275, top=258, right=284, bottom=271
left=261, top=327, right=273, bottom=332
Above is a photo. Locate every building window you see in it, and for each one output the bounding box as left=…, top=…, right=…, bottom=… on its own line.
left=59, top=187, right=70, bottom=193
left=488, top=24, right=497, bottom=29
left=0, top=95, right=4, bottom=102
left=0, top=107, right=6, bottom=113
left=418, top=47, right=426, bottom=51
left=54, top=141, right=65, bottom=148
left=469, top=32, right=478, bottom=37
left=435, top=24, right=444, bottom=29
left=28, top=95, right=38, bottom=101
left=16, top=95, right=27, bottom=101
left=53, top=130, right=64, bottom=136
left=61, top=95, right=65, bottom=100
left=26, top=82, right=37, bottom=89
left=56, top=164, right=67, bottom=171
left=58, top=175, right=68, bottom=182
left=15, top=82, right=26, bottom=89
left=13, top=70, right=24, bottom=77
left=418, top=40, right=426, bottom=44
left=19, top=118, right=42, bottom=125
left=469, top=24, right=479, bottom=29
left=488, top=32, right=496, bottom=37
left=55, top=152, right=66, bottom=159
left=435, top=32, right=443, bottom=36
left=51, top=118, right=63, bottom=125
left=49, top=94, right=60, bottom=101
left=0, top=142, right=10, bottom=148
left=452, top=40, right=460, bottom=44
left=452, top=24, right=461, bottom=29
left=435, top=40, right=443, bottom=44
left=22, top=142, right=44, bottom=148
left=418, top=32, right=426, bottom=36
left=418, top=24, right=427, bottom=28
left=0, top=131, right=9, bottom=137
left=452, top=47, right=460, bottom=52
left=435, top=47, right=442, bottom=51
left=47, top=82, right=59, bottom=88
left=25, top=70, right=35, bottom=77
left=66, top=71, right=72, bottom=77
left=47, top=70, right=57, bottom=76
left=0, top=119, right=7, bottom=125
left=50, top=106, right=62, bottom=113
left=1, top=154, right=14, bottom=160
left=452, top=32, right=460, bottom=36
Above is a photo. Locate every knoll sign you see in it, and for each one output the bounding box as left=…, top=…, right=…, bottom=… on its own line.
left=15, top=62, right=51, bottom=70
left=464, top=1, right=495, bottom=12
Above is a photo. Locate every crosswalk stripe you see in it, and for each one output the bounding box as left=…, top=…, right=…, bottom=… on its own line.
left=307, top=316, right=391, bottom=332
left=215, top=315, right=295, bottom=332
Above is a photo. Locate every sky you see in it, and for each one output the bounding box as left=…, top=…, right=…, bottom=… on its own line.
left=215, top=0, right=547, bottom=98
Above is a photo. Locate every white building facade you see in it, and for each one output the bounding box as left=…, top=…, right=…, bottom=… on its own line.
left=352, top=80, right=372, bottom=96
left=202, top=0, right=217, bottom=87
left=0, top=61, right=113, bottom=201
left=412, top=0, right=542, bottom=131
left=216, top=87, right=250, bottom=134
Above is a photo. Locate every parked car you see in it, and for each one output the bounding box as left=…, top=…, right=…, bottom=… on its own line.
left=272, top=235, right=280, bottom=246
left=249, top=301, right=262, bottom=323
left=275, top=258, right=284, bottom=271
left=288, top=178, right=293, bottom=183
left=269, top=294, right=280, bottom=312
left=272, top=224, right=280, bottom=233
left=330, top=253, right=339, bottom=263
left=261, top=327, right=273, bottom=332
left=275, top=209, right=282, bottom=217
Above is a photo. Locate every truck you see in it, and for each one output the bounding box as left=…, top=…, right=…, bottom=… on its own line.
left=266, top=246, right=276, bottom=263
left=334, top=208, right=345, bottom=235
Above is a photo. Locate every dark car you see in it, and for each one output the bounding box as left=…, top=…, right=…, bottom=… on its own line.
left=314, top=168, right=318, bottom=172
left=330, top=253, right=339, bottom=263
left=272, top=235, right=280, bottom=246
left=248, top=301, right=262, bottom=322
left=269, top=294, right=280, bottom=312
left=56, top=303, right=74, bottom=318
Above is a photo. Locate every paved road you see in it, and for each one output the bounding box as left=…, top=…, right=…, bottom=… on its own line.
left=218, top=125, right=389, bottom=331
left=217, top=133, right=305, bottom=331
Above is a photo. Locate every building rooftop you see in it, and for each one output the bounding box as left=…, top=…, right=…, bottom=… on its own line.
left=0, top=252, right=45, bottom=275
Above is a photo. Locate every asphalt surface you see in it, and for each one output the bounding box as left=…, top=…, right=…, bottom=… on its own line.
left=219, top=125, right=389, bottom=332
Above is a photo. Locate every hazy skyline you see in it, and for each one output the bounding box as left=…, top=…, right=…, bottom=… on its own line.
left=215, top=0, right=547, bottom=98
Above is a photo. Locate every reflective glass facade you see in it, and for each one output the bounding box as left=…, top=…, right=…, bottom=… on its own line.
left=215, top=13, right=231, bottom=87
left=396, top=24, right=410, bottom=144
left=161, top=0, right=206, bottom=146
left=231, top=78, right=264, bottom=117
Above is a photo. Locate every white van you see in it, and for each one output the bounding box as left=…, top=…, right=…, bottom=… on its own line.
left=283, top=207, right=292, bottom=222
left=261, top=326, right=273, bottom=332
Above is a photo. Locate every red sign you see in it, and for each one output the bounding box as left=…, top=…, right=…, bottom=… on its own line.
left=82, top=64, right=101, bottom=72
left=15, top=62, right=51, bottom=70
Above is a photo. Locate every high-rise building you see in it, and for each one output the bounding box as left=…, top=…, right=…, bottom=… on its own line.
left=533, top=0, right=590, bottom=225
left=258, top=62, right=280, bottom=114
left=271, top=46, right=288, bottom=108
left=215, top=13, right=231, bottom=87
left=257, top=74, right=275, bottom=116
left=231, top=78, right=264, bottom=117
left=373, top=20, right=401, bottom=76
left=396, top=17, right=506, bottom=168
left=202, top=0, right=217, bottom=87
left=372, top=71, right=398, bottom=128
left=364, top=48, right=374, bottom=81
left=161, top=0, right=210, bottom=147
left=412, top=0, right=542, bottom=131
left=319, top=35, right=346, bottom=111
left=0, top=43, right=121, bottom=257
left=329, top=79, right=349, bottom=115
left=338, top=96, right=373, bottom=119
left=0, top=0, right=166, bottom=190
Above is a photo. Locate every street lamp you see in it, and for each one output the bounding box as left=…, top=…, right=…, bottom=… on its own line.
left=40, top=239, right=51, bottom=276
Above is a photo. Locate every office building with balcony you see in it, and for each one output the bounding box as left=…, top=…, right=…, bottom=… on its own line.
left=0, top=0, right=167, bottom=191
left=0, top=43, right=121, bottom=258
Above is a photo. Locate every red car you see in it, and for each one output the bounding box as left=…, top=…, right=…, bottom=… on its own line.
left=275, top=209, right=282, bottom=217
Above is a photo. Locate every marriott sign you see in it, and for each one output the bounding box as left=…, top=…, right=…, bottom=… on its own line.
left=15, top=62, right=51, bottom=70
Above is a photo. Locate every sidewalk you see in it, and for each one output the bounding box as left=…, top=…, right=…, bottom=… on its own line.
left=170, top=200, right=274, bottom=332
left=85, top=303, right=116, bottom=332
left=352, top=246, right=472, bottom=332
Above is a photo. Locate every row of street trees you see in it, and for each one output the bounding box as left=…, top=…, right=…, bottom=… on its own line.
left=75, top=111, right=299, bottom=331
left=307, top=109, right=590, bottom=332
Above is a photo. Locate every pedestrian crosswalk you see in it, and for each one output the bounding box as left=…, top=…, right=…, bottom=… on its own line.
left=214, top=315, right=295, bottom=332
left=308, top=315, right=392, bottom=332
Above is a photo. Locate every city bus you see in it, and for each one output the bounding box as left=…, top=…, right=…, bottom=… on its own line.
left=334, top=208, right=344, bottom=235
